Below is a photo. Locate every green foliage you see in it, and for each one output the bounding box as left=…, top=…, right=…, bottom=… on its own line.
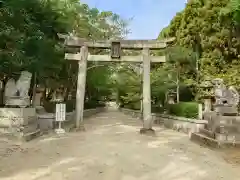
left=223, top=0, right=240, bottom=25
left=159, top=0, right=240, bottom=95
left=166, top=46, right=196, bottom=67
left=112, top=63, right=142, bottom=106
left=122, top=102, right=141, bottom=110
left=151, top=105, right=165, bottom=113
left=0, top=0, right=130, bottom=106
left=84, top=100, right=106, bottom=109
left=114, top=45, right=197, bottom=109
left=168, top=102, right=198, bottom=118
left=0, top=0, right=65, bottom=78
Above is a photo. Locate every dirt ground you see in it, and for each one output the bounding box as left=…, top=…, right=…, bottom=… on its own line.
left=0, top=111, right=240, bottom=180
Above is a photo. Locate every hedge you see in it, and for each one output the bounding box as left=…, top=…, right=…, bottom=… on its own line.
left=167, top=102, right=198, bottom=118
left=122, top=102, right=141, bottom=110
left=151, top=105, right=164, bottom=113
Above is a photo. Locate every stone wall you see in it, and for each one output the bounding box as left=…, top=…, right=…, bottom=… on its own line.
left=37, top=107, right=106, bottom=132
left=0, top=107, right=106, bottom=140
left=0, top=108, right=39, bottom=140
left=161, top=114, right=207, bottom=134
left=119, top=108, right=207, bottom=134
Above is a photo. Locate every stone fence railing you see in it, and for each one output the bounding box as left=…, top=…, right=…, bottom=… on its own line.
left=119, top=108, right=207, bottom=134
left=119, top=108, right=163, bottom=124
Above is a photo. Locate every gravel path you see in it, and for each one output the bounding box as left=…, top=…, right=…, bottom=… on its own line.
left=0, top=111, right=239, bottom=180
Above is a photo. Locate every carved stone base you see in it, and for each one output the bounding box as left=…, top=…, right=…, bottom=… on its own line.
left=0, top=108, right=39, bottom=141
left=214, top=105, right=238, bottom=116
left=190, top=132, right=240, bottom=148
left=139, top=128, right=156, bottom=136
left=5, top=97, right=30, bottom=108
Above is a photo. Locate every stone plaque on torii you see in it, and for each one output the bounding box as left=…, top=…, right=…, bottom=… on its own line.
left=59, top=34, right=174, bottom=133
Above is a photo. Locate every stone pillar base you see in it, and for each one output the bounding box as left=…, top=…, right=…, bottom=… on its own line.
left=139, top=128, right=156, bottom=136
left=71, top=124, right=86, bottom=132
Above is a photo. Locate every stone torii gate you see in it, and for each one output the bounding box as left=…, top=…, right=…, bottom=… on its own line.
left=59, top=34, right=173, bottom=133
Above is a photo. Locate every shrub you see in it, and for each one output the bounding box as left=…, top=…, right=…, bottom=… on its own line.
left=132, top=102, right=141, bottom=110
left=168, top=102, right=198, bottom=118
left=84, top=100, right=105, bottom=109
left=123, top=102, right=141, bottom=110
left=151, top=105, right=165, bottom=113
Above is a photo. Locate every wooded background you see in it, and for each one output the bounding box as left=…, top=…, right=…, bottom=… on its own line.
left=1, top=0, right=240, bottom=118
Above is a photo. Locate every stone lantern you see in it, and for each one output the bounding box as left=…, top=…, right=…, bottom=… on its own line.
left=33, top=85, right=45, bottom=107
left=0, top=80, right=3, bottom=106
left=167, top=92, right=176, bottom=104
left=200, top=80, right=214, bottom=112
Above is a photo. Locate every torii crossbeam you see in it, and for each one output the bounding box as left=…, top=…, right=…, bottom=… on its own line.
left=59, top=34, right=174, bottom=133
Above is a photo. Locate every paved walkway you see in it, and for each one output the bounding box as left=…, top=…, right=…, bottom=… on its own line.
left=0, top=111, right=239, bottom=180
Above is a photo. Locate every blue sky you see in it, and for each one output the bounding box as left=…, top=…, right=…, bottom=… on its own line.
left=81, top=0, right=186, bottom=39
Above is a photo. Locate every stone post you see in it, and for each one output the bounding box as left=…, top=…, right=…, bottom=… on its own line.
left=140, top=48, right=155, bottom=135
left=198, top=103, right=203, bottom=120
left=204, top=98, right=212, bottom=112
left=75, top=46, right=88, bottom=130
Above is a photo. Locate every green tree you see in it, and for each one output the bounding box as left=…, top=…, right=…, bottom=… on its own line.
left=159, top=0, right=240, bottom=94
left=0, top=0, right=130, bottom=106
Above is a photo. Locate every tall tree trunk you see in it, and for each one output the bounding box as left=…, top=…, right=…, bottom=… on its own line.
left=0, top=80, right=3, bottom=107
left=165, top=90, right=169, bottom=105
left=195, top=35, right=202, bottom=119
left=176, top=68, right=180, bottom=103
left=140, top=64, right=143, bottom=118
left=31, top=72, right=37, bottom=107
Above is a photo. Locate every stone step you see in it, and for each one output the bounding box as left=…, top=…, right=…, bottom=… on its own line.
left=199, top=127, right=240, bottom=141
left=22, top=123, right=39, bottom=134
left=190, top=132, right=221, bottom=148
left=214, top=105, right=238, bottom=116
left=0, top=128, right=41, bottom=141
left=215, top=125, right=240, bottom=134
left=199, top=128, right=215, bottom=138
left=190, top=132, right=240, bottom=148
left=218, top=116, right=240, bottom=125
left=36, top=106, right=46, bottom=114
left=215, top=133, right=240, bottom=142
left=23, top=129, right=41, bottom=141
